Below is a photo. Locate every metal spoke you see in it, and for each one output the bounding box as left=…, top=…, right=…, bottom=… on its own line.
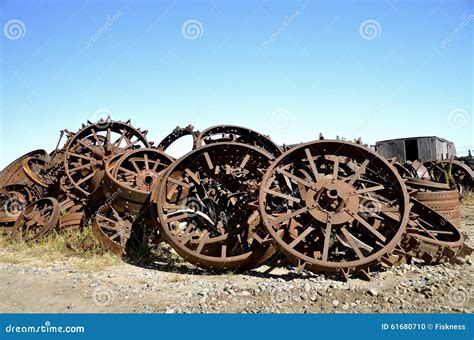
left=304, top=148, right=321, bottom=181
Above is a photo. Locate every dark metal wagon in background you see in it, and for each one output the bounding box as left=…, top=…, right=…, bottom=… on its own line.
left=375, top=136, right=456, bottom=163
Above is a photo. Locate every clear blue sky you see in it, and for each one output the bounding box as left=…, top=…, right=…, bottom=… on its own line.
left=1, top=0, right=472, bottom=166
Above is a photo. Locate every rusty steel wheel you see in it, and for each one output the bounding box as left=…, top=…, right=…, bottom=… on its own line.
left=414, top=190, right=460, bottom=202
left=402, top=199, right=468, bottom=264
left=0, top=184, right=42, bottom=226
left=259, top=140, right=410, bottom=279
left=157, top=125, right=197, bottom=155
left=425, top=160, right=474, bottom=190
left=414, top=190, right=460, bottom=227
left=59, top=175, right=80, bottom=200
left=12, top=197, right=59, bottom=242
left=196, top=125, right=282, bottom=158
left=21, top=156, right=55, bottom=188
left=64, top=119, right=151, bottom=197
left=59, top=171, right=89, bottom=202
left=3, top=183, right=43, bottom=204
left=92, top=204, right=135, bottom=255
left=58, top=198, right=84, bottom=232
left=152, top=142, right=276, bottom=271
left=102, top=148, right=174, bottom=214
left=406, top=200, right=464, bottom=247
left=0, top=149, right=49, bottom=187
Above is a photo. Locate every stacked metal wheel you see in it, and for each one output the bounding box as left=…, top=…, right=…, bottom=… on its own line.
left=91, top=148, right=173, bottom=254
left=390, top=158, right=473, bottom=229
left=414, top=190, right=461, bottom=228
left=0, top=118, right=154, bottom=242
left=0, top=118, right=472, bottom=281
left=402, top=199, right=468, bottom=265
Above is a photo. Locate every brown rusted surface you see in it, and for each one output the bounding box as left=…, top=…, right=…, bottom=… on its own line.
left=1, top=119, right=472, bottom=280
left=414, top=190, right=460, bottom=227
left=196, top=125, right=282, bottom=158
left=0, top=150, right=49, bottom=188
left=21, top=156, right=54, bottom=188
left=152, top=142, right=276, bottom=271
left=64, top=118, right=151, bottom=198
left=103, top=148, right=173, bottom=214
left=12, top=197, right=59, bottom=242
left=157, top=125, right=197, bottom=156
left=91, top=204, right=134, bottom=255
left=57, top=199, right=84, bottom=232
left=402, top=199, right=466, bottom=264
left=259, top=140, right=410, bottom=279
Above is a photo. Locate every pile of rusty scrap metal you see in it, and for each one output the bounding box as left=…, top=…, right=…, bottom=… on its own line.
left=0, top=118, right=472, bottom=280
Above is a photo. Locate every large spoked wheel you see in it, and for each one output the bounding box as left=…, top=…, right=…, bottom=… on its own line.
left=259, top=140, right=410, bottom=279
left=64, top=119, right=150, bottom=197
left=12, top=197, right=59, bottom=242
left=152, top=142, right=276, bottom=271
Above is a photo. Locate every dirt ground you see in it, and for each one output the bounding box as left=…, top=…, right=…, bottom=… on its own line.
left=0, top=203, right=472, bottom=314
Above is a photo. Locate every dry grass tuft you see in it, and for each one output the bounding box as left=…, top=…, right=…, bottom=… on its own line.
left=0, top=226, right=120, bottom=271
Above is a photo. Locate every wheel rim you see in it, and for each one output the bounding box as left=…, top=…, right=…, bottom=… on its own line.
left=407, top=199, right=464, bottom=248
left=22, top=156, right=54, bottom=188
left=12, top=197, right=59, bottom=242
left=196, top=125, right=282, bottom=158
left=0, top=149, right=48, bottom=187
left=92, top=204, right=135, bottom=255
left=259, top=140, right=410, bottom=276
left=157, top=125, right=197, bottom=155
left=154, top=142, right=276, bottom=271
